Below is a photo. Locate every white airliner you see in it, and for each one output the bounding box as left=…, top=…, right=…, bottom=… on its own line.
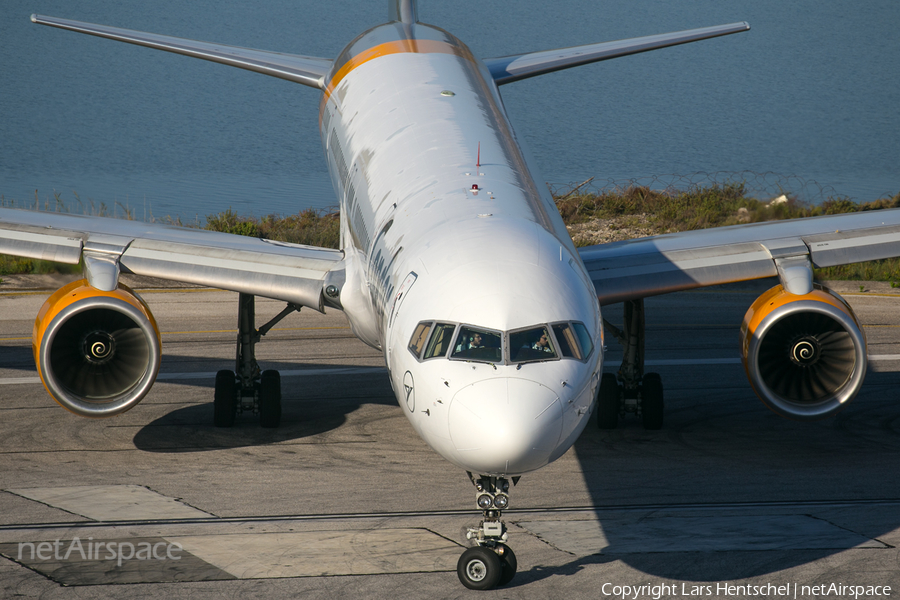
left=4, top=0, right=899, bottom=589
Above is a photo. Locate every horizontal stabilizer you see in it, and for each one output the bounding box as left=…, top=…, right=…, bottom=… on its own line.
left=485, top=22, right=750, bottom=85
left=31, top=14, right=332, bottom=89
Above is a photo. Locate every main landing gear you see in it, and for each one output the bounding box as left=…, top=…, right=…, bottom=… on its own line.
left=599, top=298, right=664, bottom=430
left=458, top=474, right=518, bottom=590
left=214, top=293, right=300, bottom=428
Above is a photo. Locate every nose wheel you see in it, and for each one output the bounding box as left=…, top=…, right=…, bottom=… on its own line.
left=458, top=474, right=518, bottom=590
left=458, top=546, right=501, bottom=590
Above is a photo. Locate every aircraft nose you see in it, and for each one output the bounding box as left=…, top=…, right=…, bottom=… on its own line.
left=448, top=378, right=563, bottom=474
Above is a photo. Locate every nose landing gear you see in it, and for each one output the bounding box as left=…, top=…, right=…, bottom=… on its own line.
left=458, top=474, right=518, bottom=590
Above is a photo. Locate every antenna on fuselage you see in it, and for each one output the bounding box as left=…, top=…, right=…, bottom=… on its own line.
left=389, top=0, right=419, bottom=23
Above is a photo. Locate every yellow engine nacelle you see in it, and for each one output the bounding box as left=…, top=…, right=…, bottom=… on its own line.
left=33, top=279, right=161, bottom=417
left=740, top=284, right=867, bottom=420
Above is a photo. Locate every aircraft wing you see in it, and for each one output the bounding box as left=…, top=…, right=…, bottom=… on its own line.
left=578, top=209, right=900, bottom=305
left=484, top=22, right=750, bottom=85
left=0, top=208, right=343, bottom=311
left=30, top=15, right=332, bottom=89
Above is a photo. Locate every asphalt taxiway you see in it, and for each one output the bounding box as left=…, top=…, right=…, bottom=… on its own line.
left=1, top=275, right=899, bottom=598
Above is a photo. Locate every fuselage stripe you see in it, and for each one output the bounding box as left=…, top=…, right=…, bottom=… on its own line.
left=323, top=39, right=473, bottom=102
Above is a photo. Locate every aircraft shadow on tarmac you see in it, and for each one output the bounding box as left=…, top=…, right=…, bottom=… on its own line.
left=131, top=360, right=395, bottom=453
left=530, top=368, right=900, bottom=582
left=0, top=344, right=37, bottom=372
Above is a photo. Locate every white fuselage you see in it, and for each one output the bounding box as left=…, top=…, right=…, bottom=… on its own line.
left=320, top=23, right=604, bottom=476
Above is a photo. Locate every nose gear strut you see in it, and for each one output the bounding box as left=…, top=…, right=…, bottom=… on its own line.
left=457, top=473, right=518, bottom=590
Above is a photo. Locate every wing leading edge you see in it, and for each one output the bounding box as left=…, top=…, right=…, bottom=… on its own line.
left=0, top=208, right=343, bottom=311
left=579, top=209, right=900, bottom=305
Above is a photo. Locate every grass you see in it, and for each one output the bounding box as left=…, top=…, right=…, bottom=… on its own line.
left=2, top=184, right=900, bottom=282
left=204, top=208, right=340, bottom=248
left=555, top=182, right=900, bottom=231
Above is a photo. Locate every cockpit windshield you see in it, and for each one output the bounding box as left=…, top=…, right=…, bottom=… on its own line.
left=408, top=320, right=594, bottom=364
left=451, top=326, right=502, bottom=362
left=509, top=326, right=557, bottom=362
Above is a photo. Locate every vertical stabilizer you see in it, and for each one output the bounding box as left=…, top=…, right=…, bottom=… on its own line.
left=389, top=0, right=418, bottom=23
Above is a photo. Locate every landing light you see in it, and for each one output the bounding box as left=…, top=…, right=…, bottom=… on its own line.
left=493, top=493, right=509, bottom=509
left=477, top=494, right=493, bottom=509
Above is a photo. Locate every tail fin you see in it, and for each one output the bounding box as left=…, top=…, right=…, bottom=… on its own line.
left=389, top=0, right=418, bottom=24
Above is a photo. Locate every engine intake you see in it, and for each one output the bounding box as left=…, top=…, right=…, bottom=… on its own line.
left=740, top=284, right=866, bottom=420
left=33, top=279, right=161, bottom=417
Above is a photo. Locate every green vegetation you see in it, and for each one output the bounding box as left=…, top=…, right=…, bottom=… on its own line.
left=3, top=184, right=900, bottom=282
left=0, top=255, right=81, bottom=277
left=555, top=182, right=900, bottom=231
left=204, top=208, right=340, bottom=248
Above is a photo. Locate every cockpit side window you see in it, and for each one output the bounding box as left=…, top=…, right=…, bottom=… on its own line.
left=423, top=323, right=457, bottom=359
left=550, top=322, right=595, bottom=361
left=552, top=323, right=582, bottom=359
left=509, top=326, right=558, bottom=363
left=450, top=326, right=502, bottom=363
left=408, top=321, right=433, bottom=359
left=572, top=322, right=594, bottom=359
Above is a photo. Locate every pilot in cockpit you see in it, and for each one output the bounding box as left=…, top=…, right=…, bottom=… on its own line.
left=468, top=332, right=484, bottom=350
left=531, top=330, right=554, bottom=353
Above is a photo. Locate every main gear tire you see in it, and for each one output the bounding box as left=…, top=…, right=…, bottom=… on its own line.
left=597, top=373, right=620, bottom=429
left=259, top=369, right=282, bottom=428
left=214, top=370, right=237, bottom=427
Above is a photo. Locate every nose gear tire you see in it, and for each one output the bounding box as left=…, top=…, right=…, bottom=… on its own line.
left=458, top=546, right=502, bottom=590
